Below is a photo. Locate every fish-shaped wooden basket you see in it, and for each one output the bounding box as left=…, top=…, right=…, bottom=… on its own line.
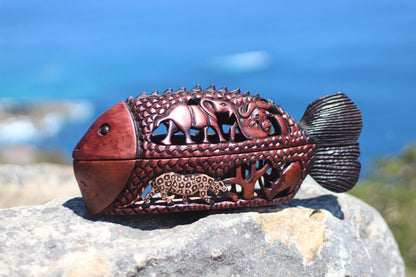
left=73, top=85, right=362, bottom=215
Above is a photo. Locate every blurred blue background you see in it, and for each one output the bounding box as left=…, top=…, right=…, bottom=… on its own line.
left=1, top=0, right=415, bottom=172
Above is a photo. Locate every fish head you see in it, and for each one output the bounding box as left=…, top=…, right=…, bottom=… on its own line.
left=72, top=101, right=137, bottom=215
left=73, top=101, right=136, bottom=161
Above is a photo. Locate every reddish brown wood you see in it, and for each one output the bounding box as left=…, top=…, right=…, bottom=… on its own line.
left=106, top=181, right=302, bottom=215
left=73, top=160, right=136, bottom=214
left=260, top=161, right=302, bottom=200
left=73, top=101, right=137, bottom=161
left=72, top=85, right=362, bottom=215
left=224, top=163, right=270, bottom=200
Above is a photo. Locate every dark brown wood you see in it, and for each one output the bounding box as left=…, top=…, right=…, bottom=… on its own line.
left=72, top=85, right=362, bottom=215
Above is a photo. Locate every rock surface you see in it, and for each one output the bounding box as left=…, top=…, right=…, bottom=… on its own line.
left=0, top=176, right=405, bottom=277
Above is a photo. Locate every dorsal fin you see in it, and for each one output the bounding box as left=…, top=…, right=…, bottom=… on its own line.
left=150, top=90, right=159, bottom=96
left=242, top=91, right=250, bottom=96
left=138, top=92, right=147, bottom=98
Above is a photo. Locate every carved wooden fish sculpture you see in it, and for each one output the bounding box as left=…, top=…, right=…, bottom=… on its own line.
left=73, top=85, right=362, bottom=215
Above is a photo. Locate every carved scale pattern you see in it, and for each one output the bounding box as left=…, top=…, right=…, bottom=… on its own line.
left=105, top=86, right=315, bottom=214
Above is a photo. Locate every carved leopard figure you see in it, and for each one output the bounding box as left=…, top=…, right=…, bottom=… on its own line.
left=143, top=172, right=228, bottom=205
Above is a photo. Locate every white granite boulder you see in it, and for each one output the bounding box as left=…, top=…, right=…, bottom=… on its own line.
left=0, top=176, right=405, bottom=276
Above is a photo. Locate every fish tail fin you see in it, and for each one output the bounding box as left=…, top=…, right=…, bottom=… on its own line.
left=300, top=92, right=363, bottom=192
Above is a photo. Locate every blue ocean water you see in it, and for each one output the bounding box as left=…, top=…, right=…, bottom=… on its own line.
left=1, top=1, right=416, bottom=173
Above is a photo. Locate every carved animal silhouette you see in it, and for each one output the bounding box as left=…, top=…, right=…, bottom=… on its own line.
left=155, top=98, right=234, bottom=144
left=238, top=101, right=274, bottom=138
left=143, top=172, right=228, bottom=205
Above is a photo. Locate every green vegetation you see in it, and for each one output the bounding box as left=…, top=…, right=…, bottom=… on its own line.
left=350, top=144, right=416, bottom=276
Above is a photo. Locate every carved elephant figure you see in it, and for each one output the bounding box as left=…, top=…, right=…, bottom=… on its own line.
left=143, top=172, right=228, bottom=205
left=237, top=98, right=274, bottom=139
left=155, top=98, right=234, bottom=144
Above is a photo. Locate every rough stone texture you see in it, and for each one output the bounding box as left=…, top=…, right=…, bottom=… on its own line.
left=0, top=163, right=80, bottom=208
left=0, top=176, right=405, bottom=277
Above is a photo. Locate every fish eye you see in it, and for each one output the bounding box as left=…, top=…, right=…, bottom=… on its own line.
left=220, top=103, right=227, bottom=106
left=98, top=123, right=110, bottom=136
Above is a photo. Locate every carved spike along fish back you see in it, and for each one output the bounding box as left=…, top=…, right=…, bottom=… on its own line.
left=163, top=88, right=173, bottom=94
left=205, top=84, right=216, bottom=91
left=218, top=86, right=228, bottom=93
left=230, top=88, right=241, bottom=94
left=191, top=85, right=202, bottom=92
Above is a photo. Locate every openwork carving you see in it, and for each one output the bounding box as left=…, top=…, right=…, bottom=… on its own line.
left=143, top=172, right=228, bottom=205
left=72, top=85, right=363, bottom=215
left=154, top=98, right=232, bottom=144
left=149, top=90, right=281, bottom=145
